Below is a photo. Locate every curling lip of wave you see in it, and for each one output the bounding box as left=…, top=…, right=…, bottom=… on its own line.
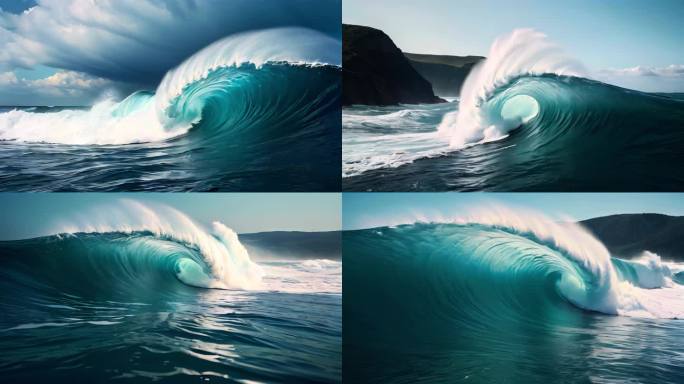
left=56, top=199, right=264, bottom=290
left=0, top=27, right=341, bottom=145
left=366, top=206, right=684, bottom=319
left=438, top=28, right=586, bottom=148
left=155, top=26, right=341, bottom=115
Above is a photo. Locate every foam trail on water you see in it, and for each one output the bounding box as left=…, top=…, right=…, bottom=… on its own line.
left=0, top=95, right=174, bottom=145
left=438, top=29, right=585, bottom=148
left=0, top=27, right=340, bottom=145
left=261, top=259, right=342, bottom=294
left=57, top=199, right=263, bottom=290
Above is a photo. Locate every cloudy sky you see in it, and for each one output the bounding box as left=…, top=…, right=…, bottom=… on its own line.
left=0, top=0, right=340, bottom=105
left=344, top=0, right=684, bottom=92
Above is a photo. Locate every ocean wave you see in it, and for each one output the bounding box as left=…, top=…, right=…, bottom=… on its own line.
left=0, top=27, right=340, bottom=145
left=345, top=207, right=684, bottom=320
left=342, top=29, right=684, bottom=189
left=0, top=200, right=344, bottom=298
left=3, top=200, right=264, bottom=290
left=438, top=28, right=585, bottom=148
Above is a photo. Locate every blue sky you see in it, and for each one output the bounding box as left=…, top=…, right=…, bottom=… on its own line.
left=0, top=0, right=35, bottom=13
left=0, top=193, right=341, bottom=240
left=344, top=0, right=684, bottom=92
left=0, top=0, right=341, bottom=105
left=343, top=193, right=684, bottom=230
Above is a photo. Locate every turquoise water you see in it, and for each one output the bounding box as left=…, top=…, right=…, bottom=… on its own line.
left=343, top=222, right=684, bottom=383
left=0, top=232, right=341, bottom=383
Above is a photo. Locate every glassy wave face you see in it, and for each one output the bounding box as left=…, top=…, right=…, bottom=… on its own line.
left=0, top=202, right=341, bottom=383
left=0, top=28, right=341, bottom=191
left=344, top=210, right=684, bottom=383
left=343, top=29, right=684, bottom=191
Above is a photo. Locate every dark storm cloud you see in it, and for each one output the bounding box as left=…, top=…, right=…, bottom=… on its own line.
left=0, top=0, right=341, bottom=85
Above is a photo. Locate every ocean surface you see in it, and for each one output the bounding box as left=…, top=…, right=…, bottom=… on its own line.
left=343, top=30, right=684, bottom=191
left=0, top=203, right=341, bottom=383
left=344, top=211, right=684, bottom=383
left=0, top=28, right=341, bottom=192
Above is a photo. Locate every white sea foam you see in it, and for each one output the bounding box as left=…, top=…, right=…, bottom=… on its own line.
left=260, top=259, right=341, bottom=294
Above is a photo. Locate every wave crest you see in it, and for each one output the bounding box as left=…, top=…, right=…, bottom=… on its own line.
left=57, top=199, right=263, bottom=290
left=349, top=206, right=684, bottom=319
left=0, top=27, right=341, bottom=145
left=438, top=28, right=585, bottom=148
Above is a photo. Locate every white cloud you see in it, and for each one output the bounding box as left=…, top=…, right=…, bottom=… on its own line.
left=0, top=69, right=120, bottom=105
left=31, top=71, right=110, bottom=89
left=0, top=0, right=340, bottom=84
left=0, top=71, right=18, bottom=84
left=600, top=64, right=684, bottom=77
left=594, top=64, right=684, bottom=93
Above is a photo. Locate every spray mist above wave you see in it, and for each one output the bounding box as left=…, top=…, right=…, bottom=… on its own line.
left=55, top=199, right=264, bottom=290
left=0, top=27, right=341, bottom=145
left=369, top=206, right=684, bottom=319
left=438, top=28, right=586, bottom=148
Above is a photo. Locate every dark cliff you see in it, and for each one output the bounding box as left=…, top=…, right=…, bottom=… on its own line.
left=343, top=24, right=444, bottom=106
left=580, top=213, right=684, bottom=260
